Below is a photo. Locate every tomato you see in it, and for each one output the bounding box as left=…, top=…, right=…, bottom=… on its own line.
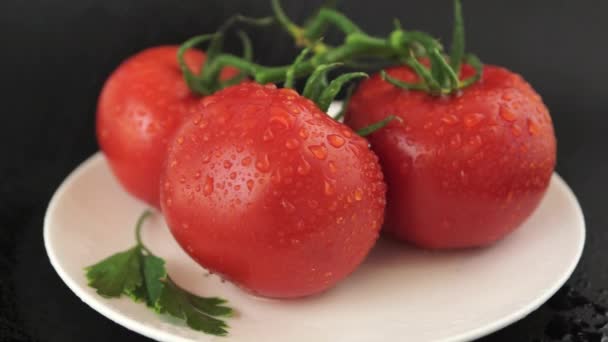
left=160, top=82, right=386, bottom=298
left=345, top=64, right=556, bottom=249
left=96, top=46, right=238, bottom=208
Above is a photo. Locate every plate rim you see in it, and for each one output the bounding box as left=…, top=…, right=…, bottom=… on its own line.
left=44, top=152, right=585, bottom=342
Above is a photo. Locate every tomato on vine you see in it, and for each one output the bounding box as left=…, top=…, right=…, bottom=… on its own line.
left=345, top=0, right=556, bottom=248
left=160, top=61, right=387, bottom=298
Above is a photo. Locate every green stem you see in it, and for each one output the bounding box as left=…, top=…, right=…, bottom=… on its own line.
left=304, top=8, right=362, bottom=39
left=135, top=210, right=154, bottom=256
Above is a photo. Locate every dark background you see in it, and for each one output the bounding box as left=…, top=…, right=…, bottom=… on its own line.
left=1, top=0, right=607, bottom=341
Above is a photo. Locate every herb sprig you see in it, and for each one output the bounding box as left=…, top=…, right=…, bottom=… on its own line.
left=85, top=210, right=233, bottom=336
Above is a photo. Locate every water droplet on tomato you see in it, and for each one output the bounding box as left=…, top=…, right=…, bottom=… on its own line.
left=229, top=172, right=237, bottom=180
left=441, top=115, right=460, bottom=125
left=499, top=106, right=517, bottom=122
left=255, top=154, right=271, bottom=172
left=327, top=134, right=346, bottom=148
left=324, top=180, right=336, bottom=196
left=308, top=199, right=319, bottom=208
left=336, top=217, right=345, bottom=224
left=203, top=176, right=214, bottom=195
left=450, top=133, right=462, bottom=147
left=527, top=118, right=539, bottom=135
left=285, top=138, right=300, bottom=150
left=262, top=127, right=274, bottom=141
left=354, top=188, right=363, bottom=201
left=464, top=113, right=485, bottom=128
left=269, top=115, right=291, bottom=130
left=308, top=144, right=328, bottom=160
left=193, top=171, right=201, bottom=179
left=177, top=136, right=184, bottom=145
left=299, top=128, right=309, bottom=139
left=223, top=160, right=233, bottom=169
left=296, top=157, right=311, bottom=176
left=511, top=124, right=522, bottom=136
left=241, top=156, right=252, bottom=166
left=280, top=198, right=296, bottom=213
left=246, top=179, right=254, bottom=191
left=341, top=128, right=353, bottom=138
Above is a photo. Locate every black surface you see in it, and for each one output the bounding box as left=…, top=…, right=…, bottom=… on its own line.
left=1, top=0, right=607, bottom=341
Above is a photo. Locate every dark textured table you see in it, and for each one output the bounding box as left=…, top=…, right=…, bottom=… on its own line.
left=1, top=0, right=607, bottom=341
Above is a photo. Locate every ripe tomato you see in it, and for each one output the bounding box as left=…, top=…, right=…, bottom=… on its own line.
left=345, top=64, right=556, bottom=249
left=160, top=83, right=386, bottom=298
left=96, top=46, right=238, bottom=208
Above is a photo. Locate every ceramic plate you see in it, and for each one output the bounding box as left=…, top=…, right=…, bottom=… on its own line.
left=45, top=105, right=584, bottom=342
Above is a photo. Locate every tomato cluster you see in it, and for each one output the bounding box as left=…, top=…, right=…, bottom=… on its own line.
left=95, top=1, right=556, bottom=298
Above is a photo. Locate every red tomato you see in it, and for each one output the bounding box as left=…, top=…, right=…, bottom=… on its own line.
left=345, top=64, right=556, bottom=249
left=96, top=46, right=238, bottom=208
left=160, top=83, right=386, bottom=298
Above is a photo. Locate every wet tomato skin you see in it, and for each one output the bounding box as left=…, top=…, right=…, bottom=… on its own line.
left=96, top=46, right=238, bottom=208
left=345, top=64, right=556, bottom=249
left=160, top=83, right=386, bottom=298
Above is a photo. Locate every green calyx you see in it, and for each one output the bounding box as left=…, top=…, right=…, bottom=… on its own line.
left=383, top=0, right=483, bottom=96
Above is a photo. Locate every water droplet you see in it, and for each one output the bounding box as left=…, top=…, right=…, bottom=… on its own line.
left=198, top=119, right=208, bottom=129
left=502, top=93, right=513, bottom=101
left=354, top=188, right=363, bottom=201
left=203, top=176, right=214, bottom=195
left=468, top=135, right=483, bottom=146
left=299, top=128, right=309, bottom=139
left=324, top=180, right=336, bottom=196
left=269, top=115, right=291, bottom=130
left=236, top=145, right=244, bottom=152
left=336, top=217, right=345, bottom=224
left=499, top=106, right=517, bottom=122
left=177, top=136, right=184, bottom=145
left=441, top=115, right=459, bottom=125
left=341, top=128, right=353, bottom=138
left=527, top=118, right=539, bottom=135
left=327, top=134, right=346, bottom=148
left=255, top=154, right=271, bottom=172
left=271, top=169, right=282, bottom=184
left=511, top=124, right=522, bottom=136
left=296, top=157, right=311, bottom=175
left=193, top=171, right=201, bottom=179
left=280, top=198, right=296, bottom=213
left=234, top=184, right=241, bottom=191
left=241, top=156, right=252, bottom=166
left=229, top=172, right=237, bottom=180
left=450, top=133, right=462, bottom=147
left=262, top=127, right=274, bottom=141
left=309, top=144, right=328, bottom=160
left=223, top=160, right=233, bottom=169
left=285, top=138, right=300, bottom=150
left=201, top=97, right=216, bottom=107
left=247, top=179, right=254, bottom=190
left=464, top=113, right=485, bottom=128
left=328, top=161, right=338, bottom=174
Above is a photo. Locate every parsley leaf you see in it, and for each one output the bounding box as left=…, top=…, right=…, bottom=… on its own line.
left=158, top=279, right=230, bottom=336
left=85, top=246, right=143, bottom=298
left=84, top=210, right=233, bottom=336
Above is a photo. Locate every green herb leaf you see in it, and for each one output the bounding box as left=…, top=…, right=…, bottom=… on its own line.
left=141, top=253, right=166, bottom=308
left=85, top=247, right=143, bottom=298
left=85, top=211, right=233, bottom=337
left=158, top=279, right=230, bottom=336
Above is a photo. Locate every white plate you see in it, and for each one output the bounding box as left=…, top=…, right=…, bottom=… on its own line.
left=45, top=153, right=584, bottom=342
